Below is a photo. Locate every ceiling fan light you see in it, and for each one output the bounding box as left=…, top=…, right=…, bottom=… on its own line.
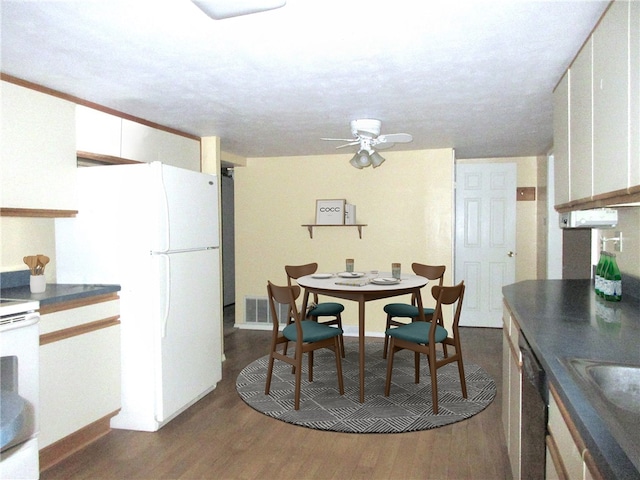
left=356, top=151, right=371, bottom=168
left=350, top=154, right=364, bottom=169
left=370, top=151, right=385, bottom=168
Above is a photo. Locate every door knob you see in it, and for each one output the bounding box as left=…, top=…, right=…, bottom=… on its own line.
left=507, top=251, right=515, bottom=257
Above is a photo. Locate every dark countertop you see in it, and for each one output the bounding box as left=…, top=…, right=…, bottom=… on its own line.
left=1, top=269, right=120, bottom=307
left=503, top=280, right=640, bottom=480
left=1, top=283, right=121, bottom=307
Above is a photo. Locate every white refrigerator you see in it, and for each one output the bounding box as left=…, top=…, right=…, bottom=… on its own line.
left=56, top=162, right=222, bottom=432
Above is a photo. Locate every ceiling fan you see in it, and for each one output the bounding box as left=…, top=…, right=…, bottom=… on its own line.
left=322, top=119, right=413, bottom=169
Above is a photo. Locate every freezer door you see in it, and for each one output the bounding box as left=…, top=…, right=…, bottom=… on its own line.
left=153, top=163, right=219, bottom=252
left=153, top=248, right=221, bottom=423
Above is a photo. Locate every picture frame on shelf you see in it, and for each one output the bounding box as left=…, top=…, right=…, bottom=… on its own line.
left=315, top=199, right=346, bottom=225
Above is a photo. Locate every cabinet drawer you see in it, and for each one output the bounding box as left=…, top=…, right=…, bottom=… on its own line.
left=40, top=295, right=119, bottom=336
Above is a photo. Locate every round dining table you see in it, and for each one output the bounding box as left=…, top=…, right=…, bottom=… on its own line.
left=297, top=272, right=429, bottom=403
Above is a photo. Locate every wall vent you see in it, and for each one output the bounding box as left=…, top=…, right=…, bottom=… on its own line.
left=244, top=296, right=288, bottom=324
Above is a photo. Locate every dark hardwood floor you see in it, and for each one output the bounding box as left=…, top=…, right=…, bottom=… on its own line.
left=41, top=307, right=512, bottom=480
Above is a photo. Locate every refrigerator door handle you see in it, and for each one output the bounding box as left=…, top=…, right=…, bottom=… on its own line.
left=159, top=253, right=171, bottom=338
left=157, top=163, right=171, bottom=253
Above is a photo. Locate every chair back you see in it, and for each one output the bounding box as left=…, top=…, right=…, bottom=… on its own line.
left=412, top=263, right=446, bottom=286
left=267, top=281, right=301, bottom=330
left=431, top=281, right=465, bottom=331
left=285, top=263, right=318, bottom=284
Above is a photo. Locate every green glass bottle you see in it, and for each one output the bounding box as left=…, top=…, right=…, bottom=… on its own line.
left=605, top=254, right=622, bottom=302
left=595, top=251, right=605, bottom=296
left=599, top=252, right=610, bottom=298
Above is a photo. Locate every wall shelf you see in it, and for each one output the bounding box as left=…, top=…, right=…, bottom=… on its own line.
left=302, top=224, right=367, bottom=239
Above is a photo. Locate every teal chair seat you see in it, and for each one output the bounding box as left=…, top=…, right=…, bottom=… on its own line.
left=386, top=321, right=448, bottom=344
left=383, top=303, right=434, bottom=318
left=284, top=320, right=343, bottom=343
left=309, top=302, right=344, bottom=317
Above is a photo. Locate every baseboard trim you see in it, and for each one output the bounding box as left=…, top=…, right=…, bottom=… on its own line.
left=39, top=409, right=120, bottom=472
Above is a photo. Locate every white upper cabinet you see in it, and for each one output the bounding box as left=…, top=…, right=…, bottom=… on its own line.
left=75, top=106, right=201, bottom=171
left=553, top=72, right=571, bottom=206
left=1, top=81, right=77, bottom=210
left=631, top=0, right=640, bottom=187
left=570, top=38, right=593, bottom=201
left=593, top=0, right=630, bottom=196
left=554, top=0, right=640, bottom=208
left=120, top=119, right=201, bottom=171
left=76, top=105, right=122, bottom=157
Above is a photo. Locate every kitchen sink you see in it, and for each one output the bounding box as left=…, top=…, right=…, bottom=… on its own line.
left=563, top=358, right=640, bottom=472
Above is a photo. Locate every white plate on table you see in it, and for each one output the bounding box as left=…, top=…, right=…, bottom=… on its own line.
left=371, top=277, right=401, bottom=285
left=311, top=273, right=333, bottom=279
left=338, top=272, right=365, bottom=278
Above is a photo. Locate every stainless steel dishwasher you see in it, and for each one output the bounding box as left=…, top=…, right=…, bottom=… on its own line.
left=519, top=334, right=547, bottom=479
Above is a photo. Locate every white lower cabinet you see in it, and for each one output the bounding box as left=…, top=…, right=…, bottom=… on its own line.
left=38, top=293, right=120, bottom=471
left=546, top=383, right=603, bottom=480
left=502, top=301, right=522, bottom=480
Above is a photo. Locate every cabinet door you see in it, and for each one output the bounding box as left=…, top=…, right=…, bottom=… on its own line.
left=155, top=129, right=201, bottom=171
left=1, top=81, right=77, bottom=210
left=76, top=105, right=122, bottom=157
left=120, top=119, right=155, bottom=162
left=631, top=0, right=640, bottom=187
left=554, top=72, right=571, bottom=206
left=508, top=325, right=521, bottom=480
left=39, top=325, right=121, bottom=448
left=570, top=38, right=593, bottom=201
left=548, top=386, right=584, bottom=479
left=593, top=0, right=630, bottom=196
left=121, top=119, right=201, bottom=171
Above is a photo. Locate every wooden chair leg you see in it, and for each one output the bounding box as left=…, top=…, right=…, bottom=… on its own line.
left=457, top=358, right=468, bottom=398
left=382, top=314, right=392, bottom=359
left=294, top=355, right=303, bottom=410
left=333, top=337, right=344, bottom=394
left=428, top=348, right=439, bottom=414
left=265, top=354, right=275, bottom=395
left=337, top=314, right=345, bottom=358
left=384, top=340, right=396, bottom=396
left=308, top=350, right=314, bottom=382
left=414, top=351, right=421, bottom=384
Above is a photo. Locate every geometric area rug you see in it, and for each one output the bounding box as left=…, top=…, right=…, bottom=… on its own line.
left=236, top=342, right=496, bottom=434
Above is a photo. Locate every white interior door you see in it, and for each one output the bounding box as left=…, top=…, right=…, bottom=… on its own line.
left=455, top=163, right=516, bottom=327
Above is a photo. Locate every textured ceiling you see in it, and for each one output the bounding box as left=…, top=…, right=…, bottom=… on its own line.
left=0, top=0, right=609, bottom=159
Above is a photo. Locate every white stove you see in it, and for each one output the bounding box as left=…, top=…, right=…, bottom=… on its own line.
left=0, top=297, right=40, bottom=479
left=0, top=299, right=39, bottom=317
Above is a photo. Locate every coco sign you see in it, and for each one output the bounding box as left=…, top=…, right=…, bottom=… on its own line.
left=315, top=199, right=346, bottom=225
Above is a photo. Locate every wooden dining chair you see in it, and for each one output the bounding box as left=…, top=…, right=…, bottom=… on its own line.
left=286, top=263, right=345, bottom=357
left=265, top=281, right=344, bottom=410
left=384, top=281, right=466, bottom=414
left=382, top=263, right=446, bottom=359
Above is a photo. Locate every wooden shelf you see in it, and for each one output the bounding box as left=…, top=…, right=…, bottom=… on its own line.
left=302, top=224, right=367, bottom=239
left=0, top=208, right=77, bottom=218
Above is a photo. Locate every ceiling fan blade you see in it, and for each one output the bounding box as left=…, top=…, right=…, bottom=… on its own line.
left=321, top=137, right=357, bottom=142
left=373, top=142, right=395, bottom=150
left=377, top=133, right=413, bottom=144
left=334, top=141, right=361, bottom=149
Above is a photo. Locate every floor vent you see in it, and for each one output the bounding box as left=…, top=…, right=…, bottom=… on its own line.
left=244, top=296, right=288, bottom=324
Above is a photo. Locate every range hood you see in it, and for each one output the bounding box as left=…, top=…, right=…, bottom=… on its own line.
left=559, top=208, right=618, bottom=229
